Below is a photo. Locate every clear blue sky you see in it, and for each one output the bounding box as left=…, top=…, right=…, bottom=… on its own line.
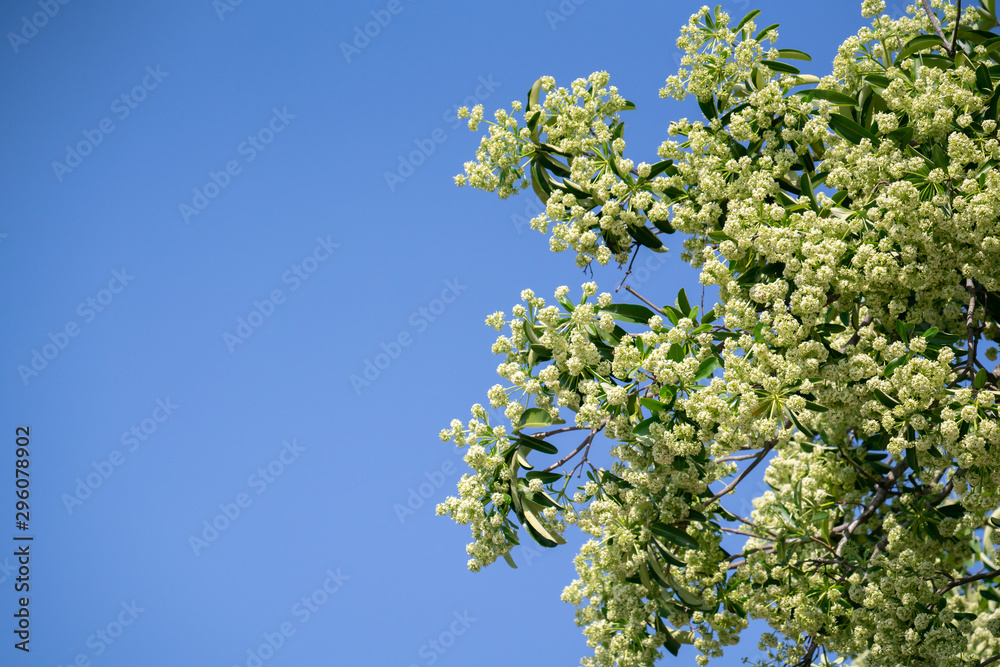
left=0, top=1, right=876, bottom=664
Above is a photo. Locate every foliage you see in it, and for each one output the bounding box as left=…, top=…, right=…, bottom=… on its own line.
left=439, top=1, right=1000, bottom=665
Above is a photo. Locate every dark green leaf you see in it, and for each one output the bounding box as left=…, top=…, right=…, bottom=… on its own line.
left=694, top=356, right=719, bottom=383
left=761, top=60, right=800, bottom=75
left=829, top=113, right=879, bottom=145
left=677, top=289, right=691, bottom=315
left=650, top=522, right=699, bottom=550
left=525, top=470, right=562, bottom=484
left=629, top=222, right=664, bottom=250
left=600, top=303, right=656, bottom=324
left=895, top=34, right=946, bottom=65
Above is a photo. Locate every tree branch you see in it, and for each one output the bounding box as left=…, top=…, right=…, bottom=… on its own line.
left=701, top=435, right=779, bottom=509
left=835, top=459, right=908, bottom=557
left=952, top=0, right=963, bottom=57
left=922, top=0, right=955, bottom=56
left=936, top=568, right=1000, bottom=596
left=624, top=285, right=666, bottom=317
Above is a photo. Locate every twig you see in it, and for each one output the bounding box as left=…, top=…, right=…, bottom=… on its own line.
left=624, top=285, right=666, bottom=316
left=532, top=426, right=586, bottom=439
left=715, top=451, right=766, bottom=463
left=981, top=656, right=1000, bottom=667
left=616, top=245, right=642, bottom=293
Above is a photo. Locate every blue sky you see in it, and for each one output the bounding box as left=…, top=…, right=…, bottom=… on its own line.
left=0, top=1, right=880, bottom=665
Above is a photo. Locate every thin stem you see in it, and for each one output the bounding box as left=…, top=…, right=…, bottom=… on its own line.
left=624, top=285, right=666, bottom=317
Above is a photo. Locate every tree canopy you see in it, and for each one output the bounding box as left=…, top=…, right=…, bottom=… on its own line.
left=438, top=1, right=1000, bottom=665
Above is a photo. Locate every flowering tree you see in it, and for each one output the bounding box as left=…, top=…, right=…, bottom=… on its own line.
left=437, top=1, right=1000, bottom=665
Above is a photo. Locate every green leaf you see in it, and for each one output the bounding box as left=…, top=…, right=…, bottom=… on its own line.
left=734, top=9, right=761, bottom=34
left=982, top=587, right=1000, bottom=602
left=776, top=48, right=812, bottom=61
left=502, top=551, right=518, bottom=569
left=937, top=503, right=966, bottom=519
left=895, top=34, right=945, bottom=65
left=600, top=303, right=656, bottom=324
left=761, top=59, right=800, bottom=75
left=650, top=522, right=699, bottom=550
left=804, top=401, right=828, bottom=413
left=828, top=113, right=879, bottom=145
left=628, top=222, right=665, bottom=250
left=694, top=356, right=719, bottom=383
left=905, top=446, right=919, bottom=471
left=873, top=388, right=899, bottom=407
left=622, top=100, right=636, bottom=111
left=521, top=499, right=567, bottom=546
left=518, top=433, right=558, bottom=454
left=800, top=88, right=857, bottom=107
left=527, top=78, right=543, bottom=110
left=677, top=288, right=691, bottom=315
left=976, top=368, right=988, bottom=389
left=754, top=23, right=780, bottom=42
left=517, top=408, right=553, bottom=431
left=526, top=470, right=562, bottom=484
left=644, top=159, right=675, bottom=180
left=698, top=95, right=717, bottom=120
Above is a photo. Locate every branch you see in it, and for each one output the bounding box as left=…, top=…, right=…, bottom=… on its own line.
left=616, top=245, right=643, bottom=293
left=922, top=0, right=955, bottom=57
left=532, top=426, right=586, bottom=439
left=967, top=278, right=978, bottom=387
left=936, top=568, right=1000, bottom=596
left=839, top=314, right=874, bottom=354
left=701, top=435, right=779, bottom=509
left=981, top=656, right=1000, bottom=667
left=952, top=0, right=962, bottom=57
left=835, top=459, right=908, bottom=557
left=542, top=420, right=605, bottom=473
left=624, top=285, right=666, bottom=317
